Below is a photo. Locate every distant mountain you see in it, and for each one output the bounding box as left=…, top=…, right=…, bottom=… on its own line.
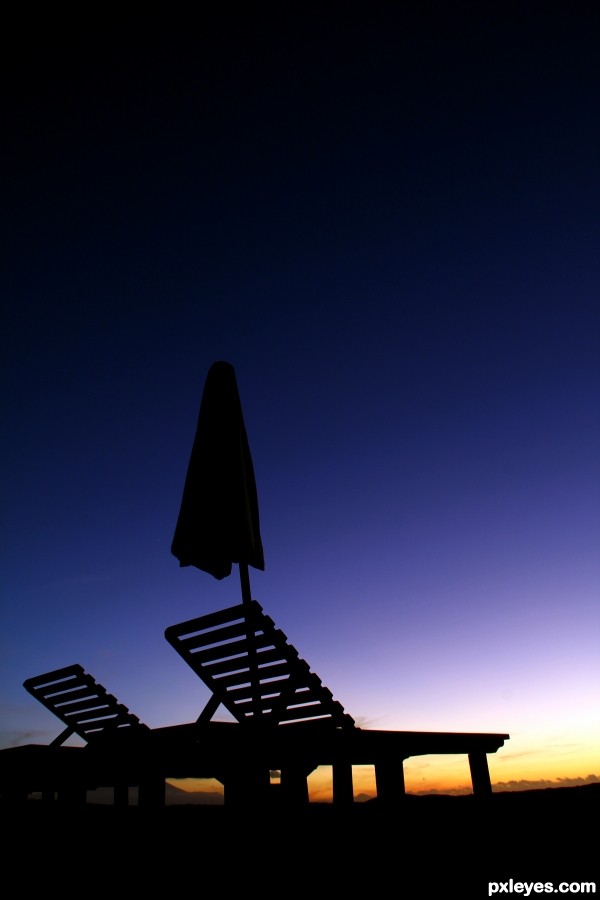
left=83, top=782, right=224, bottom=805
left=164, top=782, right=224, bottom=805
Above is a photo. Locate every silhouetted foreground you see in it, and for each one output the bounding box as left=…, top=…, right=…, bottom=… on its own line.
left=2, top=785, right=597, bottom=889
left=1, top=604, right=508, bottom=808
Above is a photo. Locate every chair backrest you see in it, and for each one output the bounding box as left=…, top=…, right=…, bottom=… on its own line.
left=165, top=600, right=355, bottom=728
left=24, top=664, right=147, bottom=746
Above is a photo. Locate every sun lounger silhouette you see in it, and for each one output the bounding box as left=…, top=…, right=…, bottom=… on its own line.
left=165, top=600, right=354, bottom=729
left=0, top=665, right=166, bottom=805
left=23, top=664, right=147, bottom=747
left=165, top=600, right=509, bottom=806
left=2, top=613, right=508, bottom=808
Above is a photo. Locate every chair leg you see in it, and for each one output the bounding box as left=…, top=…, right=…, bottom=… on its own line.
left=280, top=767, right=309, bottom=806
left=138, top=777, right=165, bottom=808
left=57, top=785, right=87, bottom=805
left=375, top=757, right=406, bottom=804
left=468, top=751, right=492, bottom=796
left=221, top=765, right=270, bottom=808
left=114, top=782, right=129, bottom=807
left=332, top=761, right=354, bottom=807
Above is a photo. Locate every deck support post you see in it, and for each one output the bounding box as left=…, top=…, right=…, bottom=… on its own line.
left=280, top=767, right=310, bottom=806
left=138, top=777, right=166, bottom=808
left=468, top=751, right=492, bottom=796
left=375, top=757, right=406, bottom=804
left=332, top=760, right=354, bottom=807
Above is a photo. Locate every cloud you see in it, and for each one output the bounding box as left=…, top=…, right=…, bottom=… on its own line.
left=414, top=774, right=599, bottom=796
left=557, top=774, right=599, bottom=785
left=491, top=775, right=599, bottom=792
left=495, top=749, right=544, bottom=761
left=353, top=715, right=382, bottom=729
left=2, top=730, right=51, bottom=748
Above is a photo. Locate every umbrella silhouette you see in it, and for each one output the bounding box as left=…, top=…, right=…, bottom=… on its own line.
left=171, top=360, right=265, bottom=606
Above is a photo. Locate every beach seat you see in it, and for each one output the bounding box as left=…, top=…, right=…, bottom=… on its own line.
left=165, top=600, right=355, bottom=729
left=166, top=601, right=509, bottom=807
left=23, top=664, right=148, bottom=747
left=2, top=665, right=163, bottom=806
left=165, top=599, right=357, bottom=804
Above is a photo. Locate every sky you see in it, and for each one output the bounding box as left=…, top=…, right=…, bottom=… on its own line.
left=2, top=5, right=599, bottom=799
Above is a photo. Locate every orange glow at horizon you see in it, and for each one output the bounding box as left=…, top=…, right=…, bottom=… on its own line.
left=166, top=719, right=600, bottom=800
left=169, top=752, right=599, bottom=802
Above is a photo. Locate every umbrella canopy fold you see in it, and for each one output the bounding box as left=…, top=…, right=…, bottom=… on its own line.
left=171, top=361, right=265, bottom=580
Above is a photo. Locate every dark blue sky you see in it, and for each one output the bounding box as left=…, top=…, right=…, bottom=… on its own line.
left=2, top=6, right=598, bottom=791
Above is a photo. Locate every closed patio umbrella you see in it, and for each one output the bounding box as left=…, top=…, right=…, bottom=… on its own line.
left=171, top=360, right=264, bottom=605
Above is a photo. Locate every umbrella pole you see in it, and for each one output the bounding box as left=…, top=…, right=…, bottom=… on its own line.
left=239, top=561, right=252, bottom=606
left=239, top=562, right=261, bottom=720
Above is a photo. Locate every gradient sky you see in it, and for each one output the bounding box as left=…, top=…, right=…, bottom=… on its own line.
left=2, top=6, right=598, bottom=797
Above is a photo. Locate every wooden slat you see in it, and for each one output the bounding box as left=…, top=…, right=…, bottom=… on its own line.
left=199, top=662, right=289, bottom=694
left=31, top=677, right=98, bottom=699
left=225, top=678, right=291, bottom=702
left=216, top=664, right=292, bottom=689
left=229, top=697, right=273, bottom=714
left=81, top=719, right=138, bottom=734
left=63, top=706, right=123, bottom=724
left=53, top=694, right=117, bottom=715
left=23, top=664, right=86, bottom=689
left=267, top=672, right=323, bottom=711
left=211, top=671, right=266, bottom=691
left=185, top=630, right=281, bottom=665
left=277, top=707, right=336, bottom=723
left=204, top=647, right=289, bottom=677
left=213, top=662, right=291, bottom=688
left=62, top=710, right=116, bottom=727
left=165, top=600, right=272, bottom=640
left=184, top=637, right=249, bottom=664
left=166, top=602, right=249, bottom=636
left=49, top=689, right=107, bottom=709
left=78, top=720, right=121, bottom=734
left=175, top=619, right=255, bottom=652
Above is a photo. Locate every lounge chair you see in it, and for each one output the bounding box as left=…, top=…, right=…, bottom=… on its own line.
left=165, top=599, right=359, bottom=804
left=165, top=600, right=509, bottom=806
left=165, top=600, right=355, bottom=728
left=1, top=665, right=161, bottom=806
left=23, top=664, right=147, bottom=747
